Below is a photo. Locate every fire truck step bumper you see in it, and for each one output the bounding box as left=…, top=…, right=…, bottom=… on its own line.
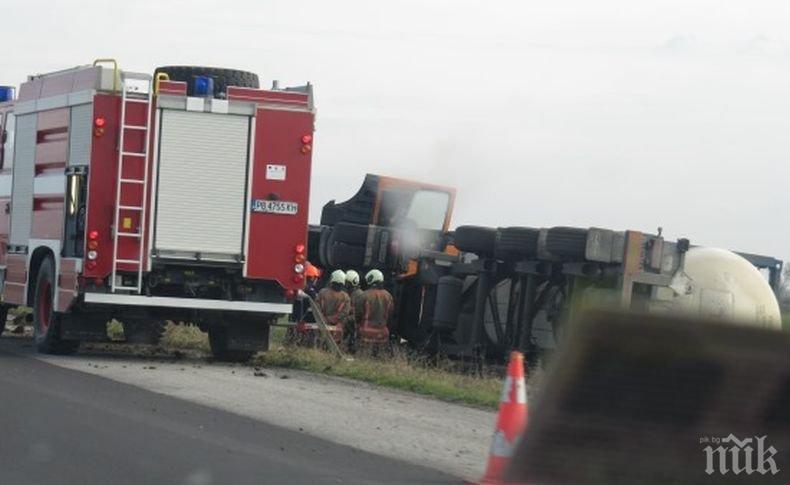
left=83, top=293, right=292, bottom=314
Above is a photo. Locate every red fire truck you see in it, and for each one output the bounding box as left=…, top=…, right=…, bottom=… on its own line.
left=0, top=60, right=315, bottom=360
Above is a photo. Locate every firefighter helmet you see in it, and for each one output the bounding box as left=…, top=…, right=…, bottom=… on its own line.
left=330, top=270, right=347, bottom=285
left=345, top=270, right=360, bottom=287
left=365, top=269, right=384, bottom=285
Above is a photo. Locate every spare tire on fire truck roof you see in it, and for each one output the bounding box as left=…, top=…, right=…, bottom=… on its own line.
left=153, top=66, right=260, bottom=97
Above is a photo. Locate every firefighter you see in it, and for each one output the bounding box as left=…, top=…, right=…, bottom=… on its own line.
left=316, top=270, right=351, bottom=345
left=304, top=262, right=321, bottom=299
left=344, top=269, right=364, bottom=350
left=292, top=262, right=321, bottom=323
left=345, top=270, right=365, bottom=319
left=357, top=269, right=394, bottom=352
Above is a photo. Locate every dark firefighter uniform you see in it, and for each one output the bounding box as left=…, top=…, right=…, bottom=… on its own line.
left=358, top=288, right=394, bottom=344
left=350, top=287, right=365, bottom=326
left=316, top=286, right=351, bottom=341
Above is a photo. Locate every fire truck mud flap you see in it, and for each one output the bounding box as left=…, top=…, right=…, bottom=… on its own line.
left=82, top=293, right=292, bottom=314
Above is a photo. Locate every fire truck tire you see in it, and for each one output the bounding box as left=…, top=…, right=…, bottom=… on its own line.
left=545, top=227, right=588, bottom=259
left=0, top=304, right=8, bottom=337
left=208, top=327, right=255, bottom=362
left=153, top=66, right=260, bottom=97
left=123, top=320, right=166, bottom=345
left=32, top=257, right=79, bottom=355
left=151, top=320, right=166, bottom=345
left=330, top=223, right=370, bottom=246
left=495, top=227, right=540, bottom=261
left=454, top=226, right=497, bottom=256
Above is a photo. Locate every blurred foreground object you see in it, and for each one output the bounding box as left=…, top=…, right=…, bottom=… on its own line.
left=505, top=311, right=790, bottom=484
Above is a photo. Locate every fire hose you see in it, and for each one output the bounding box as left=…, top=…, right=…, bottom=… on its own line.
left=299, top=290, right=353, bottom=362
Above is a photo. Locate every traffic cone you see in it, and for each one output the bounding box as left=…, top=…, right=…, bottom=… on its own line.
left=478, top=351, right=528, bottom=485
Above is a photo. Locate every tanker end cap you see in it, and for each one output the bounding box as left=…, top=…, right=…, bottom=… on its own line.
left=668, top=247, right=782, bottom=330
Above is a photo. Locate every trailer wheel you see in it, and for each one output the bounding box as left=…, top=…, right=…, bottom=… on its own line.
left=453, top=225, right=497, bottom=256
left=318, top=226, right=332, bottom=268
left=0, top=304, right=9, bottom=337
left=545, top=227, right=588, bottom=259
left=330, top=223, right=370, bottom=246
left=208, top=327, right=254, bottom=362
left=329, top=242, right=367, bottom=268
left=495, top=227, right=540, bottom=261
left=33, top=257, right=79, bottom=355
left=153, top=66, right=260, bottom=97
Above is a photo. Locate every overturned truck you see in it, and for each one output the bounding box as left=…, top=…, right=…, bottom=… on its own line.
left=310, top=174, right=783, bottom=362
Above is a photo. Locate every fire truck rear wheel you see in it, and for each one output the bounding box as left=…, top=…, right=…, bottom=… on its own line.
left=208, top=327, right=254, bottom=363
left=0, top=304, right=9, bottom=337
left=153, top=66, right=260, bottom=97
left=32, top=257, right=79, bottom=355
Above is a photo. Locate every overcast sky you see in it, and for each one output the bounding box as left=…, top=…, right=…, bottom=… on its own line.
left=6, top=0, right=790, bottom=260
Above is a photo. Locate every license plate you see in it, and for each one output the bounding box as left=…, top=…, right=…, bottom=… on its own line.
left=251, top=199, right=299, bottom=215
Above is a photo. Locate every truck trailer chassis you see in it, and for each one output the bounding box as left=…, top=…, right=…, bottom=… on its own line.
left=309, top=174, right=784, bottom=363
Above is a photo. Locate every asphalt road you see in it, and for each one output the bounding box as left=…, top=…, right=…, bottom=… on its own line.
left=0, top=340, right=454, bottom=484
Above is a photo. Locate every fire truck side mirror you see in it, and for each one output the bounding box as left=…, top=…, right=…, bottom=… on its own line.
left=4, top=202, right=10, bottom=214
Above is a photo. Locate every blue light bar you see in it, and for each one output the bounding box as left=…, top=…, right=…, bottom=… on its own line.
left=192, top=76, right=214, bottom=98
left=0, top=86, right=15, bottom=103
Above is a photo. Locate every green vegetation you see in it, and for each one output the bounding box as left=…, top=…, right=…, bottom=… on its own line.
left=160, top=323, right=210, bottom=352
left=155, top=324, right=501, bottom=408
left=252, top=344, right=502, bottom=409
left=263, top=327, right=501, bottom=408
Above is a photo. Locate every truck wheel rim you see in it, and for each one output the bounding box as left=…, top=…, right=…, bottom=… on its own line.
left=38, top=280, right=52, bottom=332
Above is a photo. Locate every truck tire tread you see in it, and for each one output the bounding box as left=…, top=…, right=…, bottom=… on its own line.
left=454, top=225, right=497, bottom=256
left=153, top=66, right=260, bottom=97
left=495, top=227, right=540, bottom=260
left=545, top=227, right=588, bottom=259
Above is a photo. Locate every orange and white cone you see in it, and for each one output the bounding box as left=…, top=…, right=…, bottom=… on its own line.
left=478, top=351, right=528, bottom=485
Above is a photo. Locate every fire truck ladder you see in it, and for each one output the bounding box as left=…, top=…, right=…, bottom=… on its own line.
left=111, top=72, right=153, bottom=293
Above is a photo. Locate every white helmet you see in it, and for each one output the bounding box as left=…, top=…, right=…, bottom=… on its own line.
left=365, top=269, right=384, bottom=285
left=345, top=270, right=360, bottom=287
left=330, top=270, right=347, bottom=285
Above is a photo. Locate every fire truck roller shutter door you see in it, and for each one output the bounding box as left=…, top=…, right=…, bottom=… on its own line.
left=68, top=104, right=93, bottom=167
left=154, top=110, right=250, bottom=258
left=9, top=114, right=37, bottom=246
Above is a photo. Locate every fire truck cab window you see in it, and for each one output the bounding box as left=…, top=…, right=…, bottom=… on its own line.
left=1, top=112, right=15, bottom=170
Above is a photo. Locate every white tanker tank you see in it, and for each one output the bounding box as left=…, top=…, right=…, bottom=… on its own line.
left=667, top=247, right=782, bottom=329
